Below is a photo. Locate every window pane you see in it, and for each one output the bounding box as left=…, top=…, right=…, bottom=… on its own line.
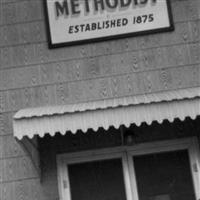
left=68, top=158, right=127, bottom=200
left=133, top=150, right=196, bottom=200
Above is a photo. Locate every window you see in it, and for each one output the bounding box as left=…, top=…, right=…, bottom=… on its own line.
left=133, top=151, right=196, bottom=200
left=68, top=158, right=126, bottom=200
left=57, top=137, right=200, bottom=200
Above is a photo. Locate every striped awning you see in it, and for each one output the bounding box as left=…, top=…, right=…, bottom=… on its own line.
left=13, top=88, right=200, bottom=140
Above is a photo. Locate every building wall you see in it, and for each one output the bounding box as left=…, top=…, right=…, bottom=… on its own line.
left=0, top=0, right=200, bottom=199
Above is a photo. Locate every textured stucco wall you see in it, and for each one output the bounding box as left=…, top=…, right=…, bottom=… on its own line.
left=0, top=0, right=199, bottom=199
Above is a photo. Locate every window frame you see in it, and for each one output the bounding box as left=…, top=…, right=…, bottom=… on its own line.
left=57, top=149, right=133, bottom=200
left=57, top=137, right=200, bottom=200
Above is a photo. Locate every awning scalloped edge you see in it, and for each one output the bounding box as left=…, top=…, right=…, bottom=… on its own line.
left=13, top=97, right=200, bottom=140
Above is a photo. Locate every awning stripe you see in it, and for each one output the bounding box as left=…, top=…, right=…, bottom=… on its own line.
left=13, top=97, right=200, bottom=140
left=14, top=87, right=200, bottom=119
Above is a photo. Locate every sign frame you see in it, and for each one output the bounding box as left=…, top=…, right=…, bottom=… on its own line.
left=44, top=0, right=174, bottom=49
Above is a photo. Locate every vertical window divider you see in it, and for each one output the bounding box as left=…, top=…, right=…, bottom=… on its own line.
left=127, top=151, right=139, bottom=200
left=122, top=151, right=133, bottom=200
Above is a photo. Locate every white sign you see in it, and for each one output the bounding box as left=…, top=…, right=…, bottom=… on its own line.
left=44, top=0, right=174, bottom=48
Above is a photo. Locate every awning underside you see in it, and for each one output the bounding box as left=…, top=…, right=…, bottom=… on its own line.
left=13, top=96, right=200, bottom=140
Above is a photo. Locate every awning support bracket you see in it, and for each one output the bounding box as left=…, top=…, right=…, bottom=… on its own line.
left=16, top=136, right=41, bottom=181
